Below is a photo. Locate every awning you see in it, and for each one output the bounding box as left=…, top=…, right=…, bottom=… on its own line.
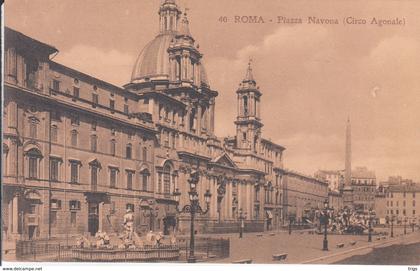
left=266, top=210, right=273, bottom=219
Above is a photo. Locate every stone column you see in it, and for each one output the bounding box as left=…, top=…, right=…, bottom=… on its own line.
left=98, top=202, right=104, bottom=232
left=12, top=196, right=19, bottom=234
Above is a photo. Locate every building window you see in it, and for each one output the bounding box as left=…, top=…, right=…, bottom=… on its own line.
left=127, top=171, right=133, bottom=190
left=141, top=170, right=149, bottom=191
left=70, top=212, right=77, bottom=226
left=403, top=209, right=406, bottom=215
left=28, top=156, right=38, bottom=179
left=110, top=168, right=118, bottom=188
left=396, top=210, right=399, bottom=215
left=71, top=130, right=78, bottom=146
left=124, top=104, right=129, bottom=114
left=110, top=99, right=115, bottom=112
left=243, top=96, right=248, bottom=115
left=413, top=210, right=416, bottom=215
left=70, top=114, right=80, bottom=126
left=52, top=80, right=60, bottom=92
left=69, top=200, right=81, bottom=210
left=50, top=159, right=60, bottom=181
left=91, top=135, right=98, bottom=152
left=163, top=165, right=171, bottom=195
left=413, top=193, right=416, bottom=198
left=70, top=160, right=80, bottom=183
left=51, top=125, right=58, bottom=142
left=92, top=93, right=99, bottom=107
left=126, top=144, right=132, bottom=159
left=403, top=200, right=406, bottom=207
left=50, top=199, right=62, bottom=209
left=413, top=200, right=416, bottom=207
left=26, top=148, right=42, bottom=179
left=110, top=139, right=116, bottom=156
left=73, top=87, right=80, bottom=99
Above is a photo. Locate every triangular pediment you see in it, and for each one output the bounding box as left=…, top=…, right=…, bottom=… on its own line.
left=212, top=153, right=237, bottom=168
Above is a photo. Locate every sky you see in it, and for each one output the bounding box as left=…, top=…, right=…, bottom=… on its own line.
left=5, top=0, right=420, bottom=182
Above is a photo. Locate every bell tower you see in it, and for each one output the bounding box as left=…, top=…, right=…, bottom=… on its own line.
left=235, top=60, right=263, bottom=151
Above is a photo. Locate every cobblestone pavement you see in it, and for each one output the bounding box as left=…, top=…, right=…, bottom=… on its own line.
left=212, top=227, right=420, bottom=264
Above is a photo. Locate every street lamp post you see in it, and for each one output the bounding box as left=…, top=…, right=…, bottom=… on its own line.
left=390, top=216, right=394, bottom=238
left=322, top=199, right=329, bottom=251
left=172, top=171, right=211, bottom=264
left=238, top=208, right=246, bottom=239
left=368, top=209, right=373, bottom=242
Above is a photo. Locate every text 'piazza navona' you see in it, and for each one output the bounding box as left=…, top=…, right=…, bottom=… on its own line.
left=3, top=0, right=330, bottom=241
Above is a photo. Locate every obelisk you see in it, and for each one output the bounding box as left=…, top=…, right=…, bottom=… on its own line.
left=342, top=117, right=353, bottom=209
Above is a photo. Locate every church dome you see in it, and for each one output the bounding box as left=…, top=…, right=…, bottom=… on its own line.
left=130, top=1, right=209, bottom=86
left=130, top=33, right=175, bottom=83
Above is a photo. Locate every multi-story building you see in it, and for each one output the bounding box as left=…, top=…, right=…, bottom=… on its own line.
left=2, top=1, right=297, bottom=240
left=384, top=178, right=420, bottom=225
left=279, top=170, right=328, bottom=224
left=351, top=166, right=376, bottom=212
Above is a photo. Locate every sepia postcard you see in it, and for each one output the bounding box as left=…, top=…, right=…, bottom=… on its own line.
left=1, top=0, right=419, bottom=271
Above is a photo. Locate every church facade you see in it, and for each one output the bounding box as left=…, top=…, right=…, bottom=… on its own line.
left=2, top=0, right=327, bottom=241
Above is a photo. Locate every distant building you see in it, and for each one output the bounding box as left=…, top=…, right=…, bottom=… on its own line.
left=280, top=170, right=328, bottom=224
left=351, top=166, right=376, bottom=212
left=383, top=179, right=420, bottom=225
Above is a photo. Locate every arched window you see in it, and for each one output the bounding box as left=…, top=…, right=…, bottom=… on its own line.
left=110, top=139, right=116, bottom=156
left=243, top=96, right=248, bottom=115
left=89, top=159, right=101, bottom=186
left=26, top=148, right=42, bottom=179
left=126, top=143, right=132, bottom=159
left=176, top=56, right=181, bottom=80
left=141, top=169, right=150, bottom=191
left=254, top=135, right=258, bottom=153
left=163, top=164, right=171, bottom=194
left=190, top=108, right=196, bottom=131
left=90, top=135, right=98, bottom=152
left=71, top=130, right=78, bottom=146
